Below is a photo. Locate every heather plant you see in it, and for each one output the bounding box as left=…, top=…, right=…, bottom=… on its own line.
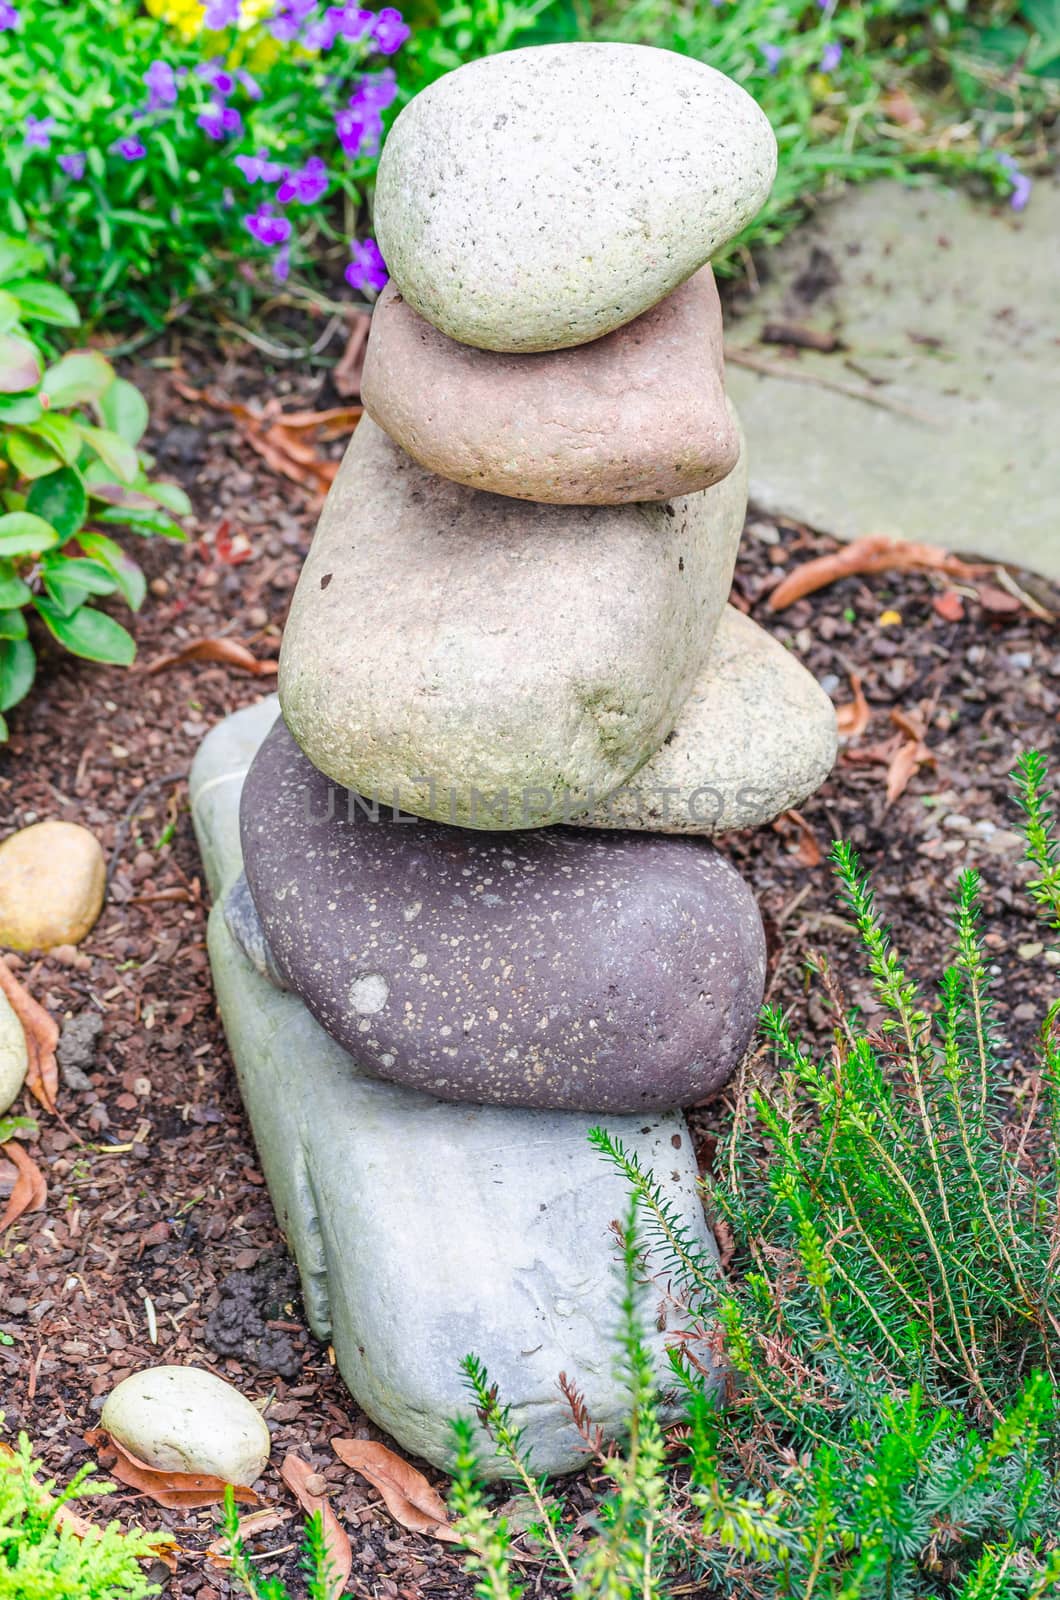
left=221, top=1486, right=339, bottom=1600
left=0, top=1430, right=162, bottom=1599
left=450, top=751, right=1060, bottom=1599
left=0, top=237, right=188, bottom=738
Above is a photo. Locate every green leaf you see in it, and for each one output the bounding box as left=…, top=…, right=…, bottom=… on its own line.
left=143, top=479, right=192, bottom=517
left=5, top=278, right=81, bottom=329
left=0, top=394, right=43, bottom=424
left=0, top=332, right=43, bottom=394
left=41, top=570, right=89, bottom=617
left=76, top=532, right=147, bottom=612
left=0, top=512, right=59, bottom=557
left=26, top=466, right=87, bottom=540
left=96, top=504, right=186, bottom=539
left=7, top=429, right=63, bottom=479
left=34, top=597, right=136, bottom=666
left=0, top=240, right=46, bottom=285
left=0, top=565, right=31, bottom=608
left=0, top=634, right=35, bottom=711
left=0, top=607, right=27, bottom=639
left=98, top=377, right=149, bottom=446
left=40, top=349, right=113, bottom=408
left=43, top=555, right=119, bottom=597
left=0, top=1115, right=38, bottom=1143
left=0, top=291, right=22, bottom=334
left=79, top=424, right=139, bottom=485
left=27, top=413, right=83, bottom=466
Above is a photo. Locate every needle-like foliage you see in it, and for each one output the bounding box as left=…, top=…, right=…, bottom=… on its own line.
left=451, top=753, right=1060, bottom=1599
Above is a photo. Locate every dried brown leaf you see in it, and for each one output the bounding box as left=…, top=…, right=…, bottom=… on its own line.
left=932, top=589, right=965, bottom=623
left=331, top=1438, right=458, bottom=1543
left=206, top=1507, right=290, bottom=1568
left=280, top=1453, right=352, bottom=1599
left=85, top=1430, right=259, bottom=1510
left=0, top=960, right=58, bottom=1114
left=767, top=535, right=987, bottom=613
left=142, top=637, right=278, bottom=677
left=0, top=1140, right=46, bottom=1232
left=835, top=672, right=870, bottom=740
left=885, top=739, right=933, bottom=806
left=333, top=312, right=371, bottom=398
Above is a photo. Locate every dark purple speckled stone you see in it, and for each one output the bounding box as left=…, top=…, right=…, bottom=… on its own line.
left=240, top=717, right=766, bottom=1112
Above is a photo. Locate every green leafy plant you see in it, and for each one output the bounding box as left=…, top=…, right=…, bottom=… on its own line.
left=0, top=236, right=189, bottom=740
left=220, top=1484, right=338, bottom=1600
left=450, top=751, right=1060, bottom=1598
left=0, top=1431, right=162, bottom=1599
left=1, top=0, right=1053, bottom=328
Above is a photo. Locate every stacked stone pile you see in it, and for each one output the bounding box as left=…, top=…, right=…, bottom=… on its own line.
left=192, top=42, right=838, bottom=1476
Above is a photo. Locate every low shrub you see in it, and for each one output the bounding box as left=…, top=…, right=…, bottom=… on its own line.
left=0, top=0, right=1053, bottom=327
left=0, top=1431, right=162, bottom=1599
left=451, top=751, right=1060, bottom=1598
left=0, top=237, right=188, bottom=739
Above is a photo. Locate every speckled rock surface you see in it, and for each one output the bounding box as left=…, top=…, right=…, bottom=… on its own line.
left=278, top=416, right=747, bottom=829
left=240, top=717, right=766, bottom=1112
left=573, top=608, right=838, bottom=833
left=0, top=989, right=28, bottom=1115
left=101, top=1365, right=271, bottom=1486
left=374, top=43, right=776, bottom=352
left=0, top=820, right=105, bottom=951
left=223, top=871, right=289, bottom=990
left=361, top=268, right=739, bottom=504
left=192, top=697, right=725, bottom=1478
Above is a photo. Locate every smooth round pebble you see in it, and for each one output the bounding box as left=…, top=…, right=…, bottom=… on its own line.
left=0, top=989, right=28, bottom=1115
left=240, top=718, right=767, bottom=1113
left=278, top=415, right=746, bottom=829
left=361, top=268, right=740, bottom=504
left=374, top=43, right=777, bottom=352
left=101, top=1366, right=271, bottom=1486
left=0, top=820, right=105, bottom=951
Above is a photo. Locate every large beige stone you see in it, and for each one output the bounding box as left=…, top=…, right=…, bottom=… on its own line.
left=0, top=989, right=28, bottom=1115
left=374, top=43, right=776, bottom=353
left=573, top=608, right=838, bottom=833
left=278, top=416, right=747, bottom=829
left=0, top=820, right=105, bottom=951
left=101, top=1366, right=271, bottom=1486
left=361, top=269, right=739, bottom=504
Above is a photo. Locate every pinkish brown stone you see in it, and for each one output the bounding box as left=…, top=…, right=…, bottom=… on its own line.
left=360, top=267, right=739, bottom=505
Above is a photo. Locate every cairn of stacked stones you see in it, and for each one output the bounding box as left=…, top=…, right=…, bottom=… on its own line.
left=191, top=43, right=838, bottom=1476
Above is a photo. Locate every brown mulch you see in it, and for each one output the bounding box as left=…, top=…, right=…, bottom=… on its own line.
left=0, top=334, right=1057, bottom=1598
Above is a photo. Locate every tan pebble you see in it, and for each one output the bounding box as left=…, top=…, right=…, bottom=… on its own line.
left=0, top=989, right=28, bottom=1114
left=0, top=821, right=106, bottom=951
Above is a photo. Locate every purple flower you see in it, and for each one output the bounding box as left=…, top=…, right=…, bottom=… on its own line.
left=276, top=154, right=329, bottom=204
left=144, top=59, right=178, bottom=110
left=235, top=148, right=286, bottom=183
left=267, top=0, right=315, bottom=40
left=818, top=0, right=837, bottom=12
left=351, top=67, right=398, bottom=111
left=819, top=41, right=842, bottom=72
left=371, top=6, right=409, bottom=54
left=998, top=153, right=1032, bottom=212
left=235, top=68, right=262, bottom=100
left=204, top=0, right=241, bottom=24
left=23, top=114, right=56, bottom=151
left=57, top=151, right=87, bottom=179
left=244, top=202, right=292, bottom=246
left=761, top=43, right=784, bottom=74
left=112, top=135, right=147, bottom=161
left=336, top=103, right=383, bottom=158
left=0, top=3, right=19, bottom=31
left=196, top=59, right=236, bottom=94
left=273, top=244, right=291, bottom=282
left=198, top=102, right=243, bottom=140
left=345, top=236, right=387, bottom=294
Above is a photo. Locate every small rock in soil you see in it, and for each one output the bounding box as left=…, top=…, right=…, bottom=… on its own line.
left=204, top=1254, right=303, bottom=1379
left=57, top=1010, right=103, bottom=1092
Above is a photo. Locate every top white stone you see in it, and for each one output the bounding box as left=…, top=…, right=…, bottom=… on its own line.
left=374, top=43, right=777, bottom=353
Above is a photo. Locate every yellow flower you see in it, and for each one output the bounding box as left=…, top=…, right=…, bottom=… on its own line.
left=145, top=0, right=276, bottom=42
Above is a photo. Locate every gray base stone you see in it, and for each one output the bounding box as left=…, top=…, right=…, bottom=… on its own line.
left=727, top=179, right=1060, bottom=581
left=191, top=698, right=723, bottom=1477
